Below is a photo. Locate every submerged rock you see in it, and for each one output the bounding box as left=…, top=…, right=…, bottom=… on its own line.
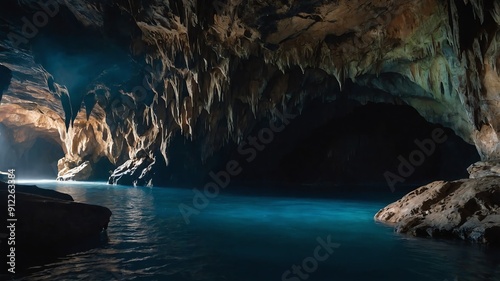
left=0, top=181, right=111, bottom=269
left=375, top=177, right=500, bottom=245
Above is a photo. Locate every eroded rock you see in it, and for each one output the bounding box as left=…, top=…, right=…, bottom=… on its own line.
left=375, top=177, right=500, bottom=245
left=468, top=160, right=500, bottom=179
left=108, top=154, right=155, bottom=186
left=57, top=160, right=93, bottom=181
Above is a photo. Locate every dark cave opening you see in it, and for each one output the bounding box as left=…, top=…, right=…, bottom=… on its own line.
left=0, top=64, right=12, bottom=99
left=220, top=100, right=481, bottom=190
left=89, top=157, right=115, bottom=181
left=281, top=102, right=480, bottom=185
left=16, top=137, right=64, bottom=179
left=0, top=125, right=64, bottom=179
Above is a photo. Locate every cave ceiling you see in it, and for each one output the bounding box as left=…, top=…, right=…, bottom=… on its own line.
left=0, top=0, right=499, bottom=183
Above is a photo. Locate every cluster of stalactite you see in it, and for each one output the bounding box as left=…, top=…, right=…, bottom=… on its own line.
left=0, top=0, right=498, bottom=183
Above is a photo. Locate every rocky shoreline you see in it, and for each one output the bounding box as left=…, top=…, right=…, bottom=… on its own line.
left=0, top=181, right=111, bottom=271
left=375, top=161, right=500, bottom=245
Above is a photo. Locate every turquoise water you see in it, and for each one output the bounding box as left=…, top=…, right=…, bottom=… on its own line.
left=13, top=181, right=500, bottom=281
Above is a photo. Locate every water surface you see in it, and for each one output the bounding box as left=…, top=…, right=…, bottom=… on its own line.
left=13, top=181, right=500, bottom=281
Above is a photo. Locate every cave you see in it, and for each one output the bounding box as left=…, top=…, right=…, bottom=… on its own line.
left=16, top=137, right=63, bottom=179
left=0, top=124, right=63, bottom=179
left=0, top=0, right=499, bottom=280
left=268, top=102, right=480, bottom=186
left=198, top=100, right=481, bottom=190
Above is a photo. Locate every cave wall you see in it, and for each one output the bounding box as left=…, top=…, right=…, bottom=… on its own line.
left=0, top=0, right=498, bottom=184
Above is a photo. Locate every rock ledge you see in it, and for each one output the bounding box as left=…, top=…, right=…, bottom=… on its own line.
left=375, top=177, right=500, bottom=245
left=0, top=181, right=112, bottom=269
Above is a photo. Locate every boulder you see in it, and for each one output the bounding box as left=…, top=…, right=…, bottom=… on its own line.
left=0, top=181, right=112, bottom=270
left=375, top=177, right=500, bottom=245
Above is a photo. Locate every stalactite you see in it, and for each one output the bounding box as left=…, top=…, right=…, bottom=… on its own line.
left=449, top=0, right=461, bottom=55
left=488, top=32, right=500, bottom=75
left=491, top=1, right=500, bottom=25
left=467, top=0, right=485, bottom=24
left=4, top=0, right=500, bottom=183
left=473, top=38, right=484, bottom=67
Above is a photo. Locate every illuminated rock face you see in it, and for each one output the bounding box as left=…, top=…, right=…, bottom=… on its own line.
left=57, top=160, right=92, bottom=181
left=374, top=176, right=500, bottom=244
left=0, top=0, right=498, bottom=183
left=468, top=160, right=500, bottom=179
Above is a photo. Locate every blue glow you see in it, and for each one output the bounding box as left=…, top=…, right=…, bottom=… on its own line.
left=17, top=182, right=500, bottom=281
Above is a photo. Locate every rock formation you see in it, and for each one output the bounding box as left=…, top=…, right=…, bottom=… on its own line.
left=0, top=181, right=111, bottom=269
left=57, top=160, right=93, bottom=181
left=0, top=0, right=498, bottom=186
left=468, top=160, right=500, bottom=178
left=375, top=162, right=500, bottom=245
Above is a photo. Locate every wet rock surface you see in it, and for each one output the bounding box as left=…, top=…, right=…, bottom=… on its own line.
left=375, top=177, right=500, bottom=245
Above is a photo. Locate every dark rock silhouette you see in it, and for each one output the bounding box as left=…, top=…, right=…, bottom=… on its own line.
left=0, top=64, right=12, bottom=102
left=0, top=181, right=111, bottom=270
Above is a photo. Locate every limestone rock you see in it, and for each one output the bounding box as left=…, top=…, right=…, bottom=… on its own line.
left=0, top=1, right=499, bottom=185
left=375, top=177, right=500, bottom=245
left=57, top=161, right=93, bottom=181
left=468, top=160, right=500, bottom=179
left=108, top=154, right=155, bottom=187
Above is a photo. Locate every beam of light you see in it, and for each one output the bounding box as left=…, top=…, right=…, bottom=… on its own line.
left=16, top=179, right=109, bottom=186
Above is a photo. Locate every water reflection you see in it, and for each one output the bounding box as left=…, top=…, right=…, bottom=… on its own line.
left=402, top=238, right=500, bottom=281
left=13, top=182, right=500, bottom=281
left=18, top=182, right=218, bottom=281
